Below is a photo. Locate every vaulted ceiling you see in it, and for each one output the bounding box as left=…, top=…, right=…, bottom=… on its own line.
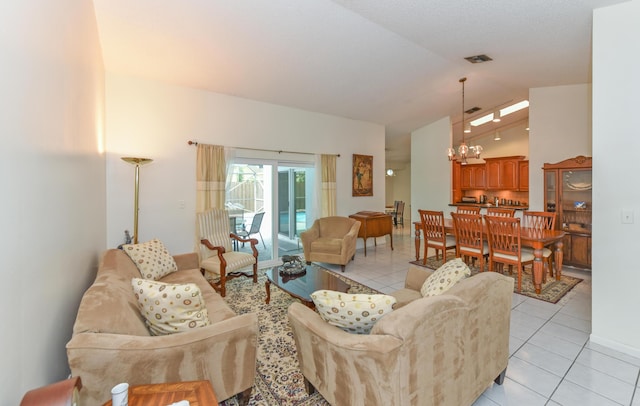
left=93, top=0, right=627, bottom=163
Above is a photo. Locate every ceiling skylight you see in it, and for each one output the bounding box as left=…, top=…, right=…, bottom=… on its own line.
left=470, top=100, right=530, bottom=127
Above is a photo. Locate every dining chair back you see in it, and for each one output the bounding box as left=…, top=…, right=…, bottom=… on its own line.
left=486, top=207, right=516, bottom=217
left=451, top=211, right=489, bottom=272
left=522, top=211, right=557, bottom=280
left=484, top=215, right=534, bottom=292
left=456, top=206, right=481, bottom=214
left=418, top=209, right=456, bottom=266
left=392, top=201, right=405, bottom=227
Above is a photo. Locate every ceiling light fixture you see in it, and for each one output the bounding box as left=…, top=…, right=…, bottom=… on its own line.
left=386, top=169, right=395, bottom=176
left=447, top=77, right=482, bottom=164
left=494, top=131, right=501, bottom=141
left=470, top=100, right=530, bottom=127
left=492, top=109, right=501, bottom=122
left=464, top=123, right=471, bottom=133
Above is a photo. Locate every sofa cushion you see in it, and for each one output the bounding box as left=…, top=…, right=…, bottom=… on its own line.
left=123, top=239, right=178, bottom=280
left=310, top=237, right=343, bottom=255
left=311, top=290, right=396, bottom=334
left=420, top=258, right=471, bottom=297
left=132, top=278, right=211, bottom=336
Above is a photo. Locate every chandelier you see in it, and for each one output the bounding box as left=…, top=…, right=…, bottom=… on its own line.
left=447, top=77, right=482, bottom=164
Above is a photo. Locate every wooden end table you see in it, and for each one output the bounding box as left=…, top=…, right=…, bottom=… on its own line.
left=102, top=380, right=217, bottom=406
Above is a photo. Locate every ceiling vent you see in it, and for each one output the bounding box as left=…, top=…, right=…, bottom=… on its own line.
left=464, top=54, right=492, bottom=64
left=465, top=107, right=481, bottom=114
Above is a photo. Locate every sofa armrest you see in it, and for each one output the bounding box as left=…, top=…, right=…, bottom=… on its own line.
left=404, top=264, right=433, bottom=290
left=288, top=302, right=403, bottom=405
left=67, top=312, right=258, bottom=405
left=173, top=252, right=200, bottom=271
left=300, top=222, right=320, bottom=256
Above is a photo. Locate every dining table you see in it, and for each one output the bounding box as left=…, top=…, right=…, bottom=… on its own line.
left=413, top=219, right=566, bottom=295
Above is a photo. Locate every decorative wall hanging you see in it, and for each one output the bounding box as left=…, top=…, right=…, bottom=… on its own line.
left=352, top=154, right=373, bottom=196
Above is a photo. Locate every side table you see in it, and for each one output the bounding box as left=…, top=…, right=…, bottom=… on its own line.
left=103, top=380, right=217, bottom=406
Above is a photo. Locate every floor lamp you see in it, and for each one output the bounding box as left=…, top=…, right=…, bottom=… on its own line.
left=122, top=157, right=153, bottom=244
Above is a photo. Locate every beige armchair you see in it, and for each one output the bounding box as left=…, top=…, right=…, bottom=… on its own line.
left=300, top=216, right=361, bottom=272
left=288, top=267, right=514, bottom=406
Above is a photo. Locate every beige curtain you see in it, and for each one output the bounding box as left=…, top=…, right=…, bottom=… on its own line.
left=321, top=154, right=337, bottom=217
left=196, top=144, right=226, bottom=212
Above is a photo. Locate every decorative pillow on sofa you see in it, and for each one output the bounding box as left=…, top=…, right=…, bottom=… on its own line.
left=123, top=238, right=178, bottom=280
left=420, top=257, right=471, bottom=297
left=131, top=278, right=211, bottom=336
left=311, top=290, right=396, bottom=334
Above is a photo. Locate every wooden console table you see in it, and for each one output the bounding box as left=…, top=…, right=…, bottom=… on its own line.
left=349, top=211, right=393, bottom=256
left=103, top=380, right=217, bottom=405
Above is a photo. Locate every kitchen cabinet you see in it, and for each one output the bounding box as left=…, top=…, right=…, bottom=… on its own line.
left=518, top=161, right=529, bottom=191
left=461, top=164, right=486, bottom=190
left=485, top=156, right=525, bottom=190
left=543, top=156, right=592, bottom=269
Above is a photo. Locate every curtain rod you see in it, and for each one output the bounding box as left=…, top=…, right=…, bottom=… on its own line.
left=187, top=140, right=340, bottom=157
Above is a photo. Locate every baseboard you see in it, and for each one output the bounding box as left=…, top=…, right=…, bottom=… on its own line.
left=589, top=334, right=640, bottom=359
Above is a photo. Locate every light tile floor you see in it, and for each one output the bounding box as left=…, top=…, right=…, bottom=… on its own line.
left=309, top=226, right=640, bottom=406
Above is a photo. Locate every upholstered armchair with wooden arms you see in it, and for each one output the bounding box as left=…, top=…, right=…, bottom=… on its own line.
left=196, top=208, right=258, bottom=297
left=300, top=216, right=361, bottom=272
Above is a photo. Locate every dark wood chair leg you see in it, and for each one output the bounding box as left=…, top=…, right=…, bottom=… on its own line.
left=494, top=367, right=507, bottom=385
left=341, top=264, right=345, bottom=272
left=236, top=386, right=253, bottom=406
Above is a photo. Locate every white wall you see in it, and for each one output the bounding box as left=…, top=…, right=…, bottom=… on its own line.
left=411, top=117, right=452, bottom=221
left=0, top=1, right=106, bottom=403
left=529, top=84, right=592, bottom=211
left=591, top=0, right=640, bottom=357
left=105, top=74, right=386, bottom=253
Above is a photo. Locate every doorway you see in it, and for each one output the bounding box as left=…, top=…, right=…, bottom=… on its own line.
left=226, top=160, right=315, bottom=262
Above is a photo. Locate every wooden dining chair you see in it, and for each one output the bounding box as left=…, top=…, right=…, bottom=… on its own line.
left=456, top=206, right=481, bottom=214
left=418, top=210, right=456, bottom=266
left=484, top=215, right=534, bottom=292
left=451, top=212, right=489, bottom=272
left=522, top=211, right=557, bottom=280
left=486, top=207, right=516, bottom=217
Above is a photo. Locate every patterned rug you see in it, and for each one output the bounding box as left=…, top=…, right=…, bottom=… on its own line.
left=410, top=253, right=582, bottom=304
left=219, top=265, right=378, bottom=406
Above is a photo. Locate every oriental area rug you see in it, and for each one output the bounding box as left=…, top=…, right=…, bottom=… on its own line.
left=220, top=265, right=378, bottom=406
left=410, top=253, right=582, bottom=304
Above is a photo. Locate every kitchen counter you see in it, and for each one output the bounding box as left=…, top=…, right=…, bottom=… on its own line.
left=449, top=202, right=529, bottom=211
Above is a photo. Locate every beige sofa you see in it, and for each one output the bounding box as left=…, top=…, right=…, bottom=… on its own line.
left=66, top=249, right=257, bottom=405
left=300, top=216, right=361, bottom=271
left=287, top=265, right=514, bottom=406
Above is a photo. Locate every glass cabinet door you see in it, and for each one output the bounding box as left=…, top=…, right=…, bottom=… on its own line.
left=560, top=169, right=592, bottom=234
left=545, top=170, right=557, bottom=212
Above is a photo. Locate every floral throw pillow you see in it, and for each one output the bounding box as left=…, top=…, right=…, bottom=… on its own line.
left=132, top=278, right=211, bottom=336
left=311, top=290, right=396, bottom=334
left=420, top=258, right=471, bottom=297
left=123, top=238, right=178, bottom=280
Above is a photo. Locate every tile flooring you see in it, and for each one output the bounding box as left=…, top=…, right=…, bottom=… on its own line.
left=303, top=226, right=640, bottom=406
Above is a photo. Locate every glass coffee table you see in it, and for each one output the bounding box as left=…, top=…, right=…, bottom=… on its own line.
left=265, top=264, right=350, bottom=309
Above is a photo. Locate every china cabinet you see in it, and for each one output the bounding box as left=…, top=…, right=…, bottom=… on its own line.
left=543, top=156, right=592, bottom=269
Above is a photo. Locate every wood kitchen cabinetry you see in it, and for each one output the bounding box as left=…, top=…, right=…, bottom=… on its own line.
left=518, top=161, right=529, bottom=191
left=461, top=164, right=486, bottom=190
left=485, top=156, right=525, bottom=190
left=543, top=156, right=592, bottom=269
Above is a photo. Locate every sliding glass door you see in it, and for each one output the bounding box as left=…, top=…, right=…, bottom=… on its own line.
left=226, top=159, right=315, bottom=262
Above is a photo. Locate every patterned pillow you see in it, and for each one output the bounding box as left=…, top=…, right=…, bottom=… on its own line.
left=311, top=290, right=396, bottom=334
left=123, top=239, right=178, bottom=280
left=131, top=278, right=211, bottom=336
left=420, top=258, right=471, bottom=297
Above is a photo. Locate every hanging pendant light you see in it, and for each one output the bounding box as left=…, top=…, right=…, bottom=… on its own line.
left=447, top=77, right=482, bottom=164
